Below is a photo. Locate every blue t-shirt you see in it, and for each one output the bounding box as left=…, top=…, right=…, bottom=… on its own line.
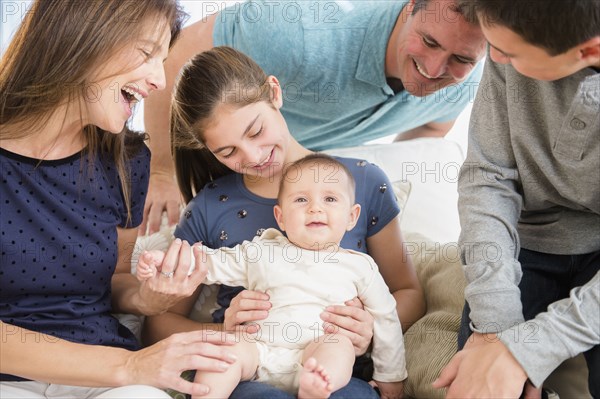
left=175, top=156, right=400, bottom=322
left=214, top=0, right=483, bottom=150
left=0, top=142, right=150, bottom=381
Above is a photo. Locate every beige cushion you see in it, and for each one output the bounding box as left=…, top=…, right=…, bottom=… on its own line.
left=546, top=354, right=592, bottom=398
left=402, top=232, right=466, bottom=399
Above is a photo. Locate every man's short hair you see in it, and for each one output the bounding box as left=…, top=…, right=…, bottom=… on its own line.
left=458, top=0, right=600, bottom=55
left=412, top=0, right=479, bottom=25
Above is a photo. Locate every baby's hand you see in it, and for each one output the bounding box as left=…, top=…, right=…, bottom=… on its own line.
left=374, top=380, right=404, bottom=399
left=136, top=250, right=166, bottom=281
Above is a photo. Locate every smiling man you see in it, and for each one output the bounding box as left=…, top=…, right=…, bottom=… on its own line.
left=140, top=0, right=487, bottom=234
left=435, top=0, right=600, bottom=397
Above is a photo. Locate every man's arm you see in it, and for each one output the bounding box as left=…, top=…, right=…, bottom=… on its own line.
left=393, top=120, right=455, bottom=141
left=500, top=270, right=600, bottom=387
left=141, top=14, right=217, bottom=235
left=434, top=272, right=600, bottom=396
left=458, top=56, right=525, bottom=333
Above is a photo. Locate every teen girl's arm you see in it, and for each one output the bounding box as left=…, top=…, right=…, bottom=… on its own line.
left=142, top=281, right=227, bottom=345
left=111, top=228, right=206, bottom=316
left=0, top=321, right=236, bottom=396
left=366, top=217, right=426, bottom=332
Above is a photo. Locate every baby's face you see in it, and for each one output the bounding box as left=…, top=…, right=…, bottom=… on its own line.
left=274, top=163, right=359, bottom=251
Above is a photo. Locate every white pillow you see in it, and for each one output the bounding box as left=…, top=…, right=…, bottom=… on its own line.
left=325, top=138, right=465, bottom=244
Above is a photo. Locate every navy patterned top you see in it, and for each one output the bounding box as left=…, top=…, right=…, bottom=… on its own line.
left=0, top=140, right=150, bottom=381
left=175, top=156, right=400, bottom=322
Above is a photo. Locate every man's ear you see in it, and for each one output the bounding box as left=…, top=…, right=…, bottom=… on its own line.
left=273, top=204, right=286, bottom=231
left=578, top=36, right=600, bottom=65
left=267, top=75, right=283, bottom=109
left=346, top=204, right=361, bottom=231
left=406, top=0, right=417, bottom=14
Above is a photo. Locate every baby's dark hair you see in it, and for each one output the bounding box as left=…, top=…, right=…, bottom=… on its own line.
left=458, top=0, right=599, bottom=55
left=277, top=153, right=356, bottom=204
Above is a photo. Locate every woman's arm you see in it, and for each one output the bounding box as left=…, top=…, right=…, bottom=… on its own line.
left=0, top=321, right=236, bottom=395
left=1, top=321, right=132, bottom=386
left=112, top=228, right=207, bottom=316
left=366, top=217, right=426, bottom=331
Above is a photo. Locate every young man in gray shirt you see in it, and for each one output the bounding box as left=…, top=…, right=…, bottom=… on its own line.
left=434, top=0, right=599, bottom=397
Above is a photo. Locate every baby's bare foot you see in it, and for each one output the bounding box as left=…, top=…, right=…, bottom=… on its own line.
left=298, top=357, right=332, bottom=399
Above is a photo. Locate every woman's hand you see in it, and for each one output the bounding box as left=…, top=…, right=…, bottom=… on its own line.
left=136, top=241, right=207, bottom=315
left=125, top=330, right=237, bottom=396
left=320, top=297, right=374, bottom=356
left=223, top=290, right=272, bottom=333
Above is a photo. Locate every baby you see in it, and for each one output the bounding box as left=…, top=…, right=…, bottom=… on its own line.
left=137, top=154, right=407, bottom=399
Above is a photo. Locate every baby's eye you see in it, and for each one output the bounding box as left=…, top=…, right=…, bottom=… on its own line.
left=325, top=196, right=337, bottom=202
left=294, top=197, right=307, bottom=203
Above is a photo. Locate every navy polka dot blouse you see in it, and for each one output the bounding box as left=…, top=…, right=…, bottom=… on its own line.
left=0, top=142, right=149, bottom=381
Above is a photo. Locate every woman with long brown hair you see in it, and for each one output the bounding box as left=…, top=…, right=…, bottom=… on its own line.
left=0, top=1, right=235, bottom=397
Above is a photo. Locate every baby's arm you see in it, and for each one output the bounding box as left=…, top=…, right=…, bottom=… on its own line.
left=136, top=250, right=166, bottom=281
left=357, top=256, right=407, bottom=388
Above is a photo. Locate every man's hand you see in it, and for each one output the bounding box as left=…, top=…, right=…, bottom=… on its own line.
left=140, top=172, right=182, bottom=235
left=433, top=332, right=528, bottom=398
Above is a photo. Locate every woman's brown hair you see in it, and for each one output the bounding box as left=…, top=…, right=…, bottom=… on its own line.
left=170, top=46, right=274, bottom=203
left=0, top=0, right=187, bottom=224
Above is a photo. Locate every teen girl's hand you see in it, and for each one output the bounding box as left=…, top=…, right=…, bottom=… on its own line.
left=320, top=297, right=375, bottom=356
left=223, top=290, right=272, bottom=333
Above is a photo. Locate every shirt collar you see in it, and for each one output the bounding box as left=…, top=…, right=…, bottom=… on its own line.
left=355, top=1, right=407, bottom=89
